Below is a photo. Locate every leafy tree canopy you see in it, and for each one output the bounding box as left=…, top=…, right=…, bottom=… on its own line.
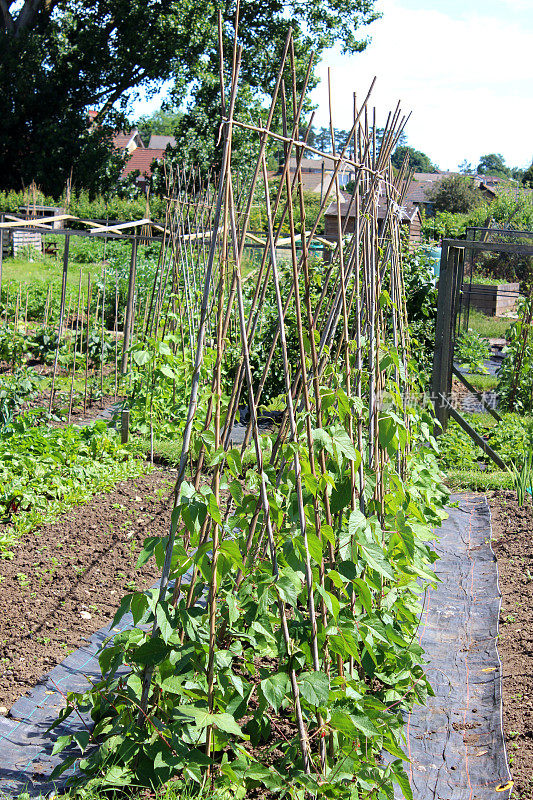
left=0, top=0, right=380, bottom=196
left=427, top=174, right=481, bottom=214
left=458, top=159, right=473, bottom=175
left=391, top=145, right=437, bottom=174
left=476, top=153, right=510, bottom=178
left=136, top=109, right=184, bottom=145
left=522, top=163, right=533, bottom=189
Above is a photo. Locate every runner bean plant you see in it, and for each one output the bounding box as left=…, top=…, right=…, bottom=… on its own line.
left=51, top=32, right=449, bottom=800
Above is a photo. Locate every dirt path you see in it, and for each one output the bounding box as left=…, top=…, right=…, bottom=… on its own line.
left=491, top=492, right=533, bottom=799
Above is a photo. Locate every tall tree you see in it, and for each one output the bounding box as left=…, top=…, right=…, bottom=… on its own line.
left=476, top=153, right=509, bottom=178
left=136, top=109, right=183, bottom=144
left=313, top=127, right=332, bottom=153
left=522, top=163, right=533, bottom=189
left=391, top=145, right=437, bottom=174
left=0, top=0, right=380, bottom=195
left=428, top=175, right=481, bottom=214
left=458, top=159, right=473, bottom=175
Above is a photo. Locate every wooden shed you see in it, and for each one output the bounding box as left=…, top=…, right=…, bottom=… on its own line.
left=324, top=199, right=422, bottom=250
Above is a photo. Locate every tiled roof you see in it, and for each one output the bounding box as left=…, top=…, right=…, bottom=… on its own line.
left=148, top=135, right=176, bottom=149
left=299, top=173, right=324, bottom=191
left=405, top=173, right=455, bottom=204
left=412, top=172, right=453, bottom=181
left=121, top=148, right=165, bottom=178
left=287, top=155, right=350, bottom=172
left=113, top=132, right=136, bottom=150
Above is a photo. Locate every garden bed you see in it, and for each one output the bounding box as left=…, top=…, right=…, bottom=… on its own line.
left=464, top=283, right=519, bottom=317
left=491, top=492, right=533, bottom=799
left=0, top=468, right=174, bottom=712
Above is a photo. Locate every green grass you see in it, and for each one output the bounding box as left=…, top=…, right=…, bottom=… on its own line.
left=136, top=435, right=183, bottom=466
left=461, top=373, right=498, bottom=391
left=465, top=309, right=512, bottom=340
left=470, top=274, right=512, bottom=285
left=1, top=255, right=93, bottom=289
left=464, top=411, right=498, bottom=428
left=446, top=469, right=514, bottom=491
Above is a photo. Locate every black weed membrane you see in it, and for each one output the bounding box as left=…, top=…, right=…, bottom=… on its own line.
left=397, top=495, right=512, bottom=800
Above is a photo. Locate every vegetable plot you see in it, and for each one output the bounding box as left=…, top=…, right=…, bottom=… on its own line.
left=0, top=419, right=146, bottom=557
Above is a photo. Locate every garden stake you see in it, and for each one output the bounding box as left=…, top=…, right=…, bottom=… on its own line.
left=4, top=281, right=9, bottom=325
left=100, top=263, right=106, bottom=397
left=68, top=269, right=83, bottom=422
left=227, top=174, right=312, bottom=774
left=49, top=234, right=70, bottom=413
left=84, top=274, right=91, bottom=413
left=43, top=283, right=51, bottom=327
left=264, top=151, right=326, bottom=770
left=14, top=281, right=20, bottom=333
left=121, top=235, right=138, bottom=374
left=114, top=263, right=119, bottom=400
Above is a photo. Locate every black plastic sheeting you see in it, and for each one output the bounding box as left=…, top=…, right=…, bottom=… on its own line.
left=0, top=496, right=512, bottom=798
left=0, top=612, right=138, bottom=798
left=399, top=494, right=512, bottom=799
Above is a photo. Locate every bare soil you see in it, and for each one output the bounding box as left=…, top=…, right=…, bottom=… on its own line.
left=26, top=391, right=123, bottom=425
left=491, top=491, right=533, bottom=799
left=0, top=468, right=175, bottom=712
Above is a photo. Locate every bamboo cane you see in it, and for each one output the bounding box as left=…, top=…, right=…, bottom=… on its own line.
left=68, top=270, right=83, bottom=422
left=84, top=274, right=91, bottom=413
left=49, top=235, right=70, bottom=413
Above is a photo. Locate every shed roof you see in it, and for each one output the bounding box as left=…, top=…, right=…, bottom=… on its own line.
left=324, top=199, right=420, bottom=224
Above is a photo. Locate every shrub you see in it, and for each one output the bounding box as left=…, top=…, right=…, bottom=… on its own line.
left=497, top=298, right=533, bottom=412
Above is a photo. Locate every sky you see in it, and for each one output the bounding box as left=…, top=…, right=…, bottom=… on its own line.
left=130, top=0, right=533, bottom=171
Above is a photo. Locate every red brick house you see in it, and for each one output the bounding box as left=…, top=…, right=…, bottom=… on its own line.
left=112, top=129, right=145, bottom=154
left=120, top=148, right=165, bottom=191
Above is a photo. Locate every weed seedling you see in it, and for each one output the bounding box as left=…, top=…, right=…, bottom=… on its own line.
left=16, top=572, right=30, bottom=589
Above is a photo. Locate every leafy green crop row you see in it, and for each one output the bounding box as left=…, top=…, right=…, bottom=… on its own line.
left=52, top=388, right=448, bottom=799
left=437, top=413, right=533, bottom=472
left=0, top=418, right=148, bottom=558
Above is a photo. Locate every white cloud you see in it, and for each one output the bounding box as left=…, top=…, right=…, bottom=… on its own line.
left=311, top=0, right=533, bottom=169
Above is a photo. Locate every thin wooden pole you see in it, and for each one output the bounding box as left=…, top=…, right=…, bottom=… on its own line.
left=100, top=264, right=106, bottom=397
left=4, top=281, right=9, bottom=325
left=49, top=234, right=70, bottom=413
left=121, top=236, right=138, bottom=374
left=84, top=274, right=91, bottom=413
left=68, top=270, right=83, bottom=422
left=114, top=263, right=119, bottom=400
left=24, top=288, right=29, bottom=333
left=0, top=213, right=4, bottom=310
